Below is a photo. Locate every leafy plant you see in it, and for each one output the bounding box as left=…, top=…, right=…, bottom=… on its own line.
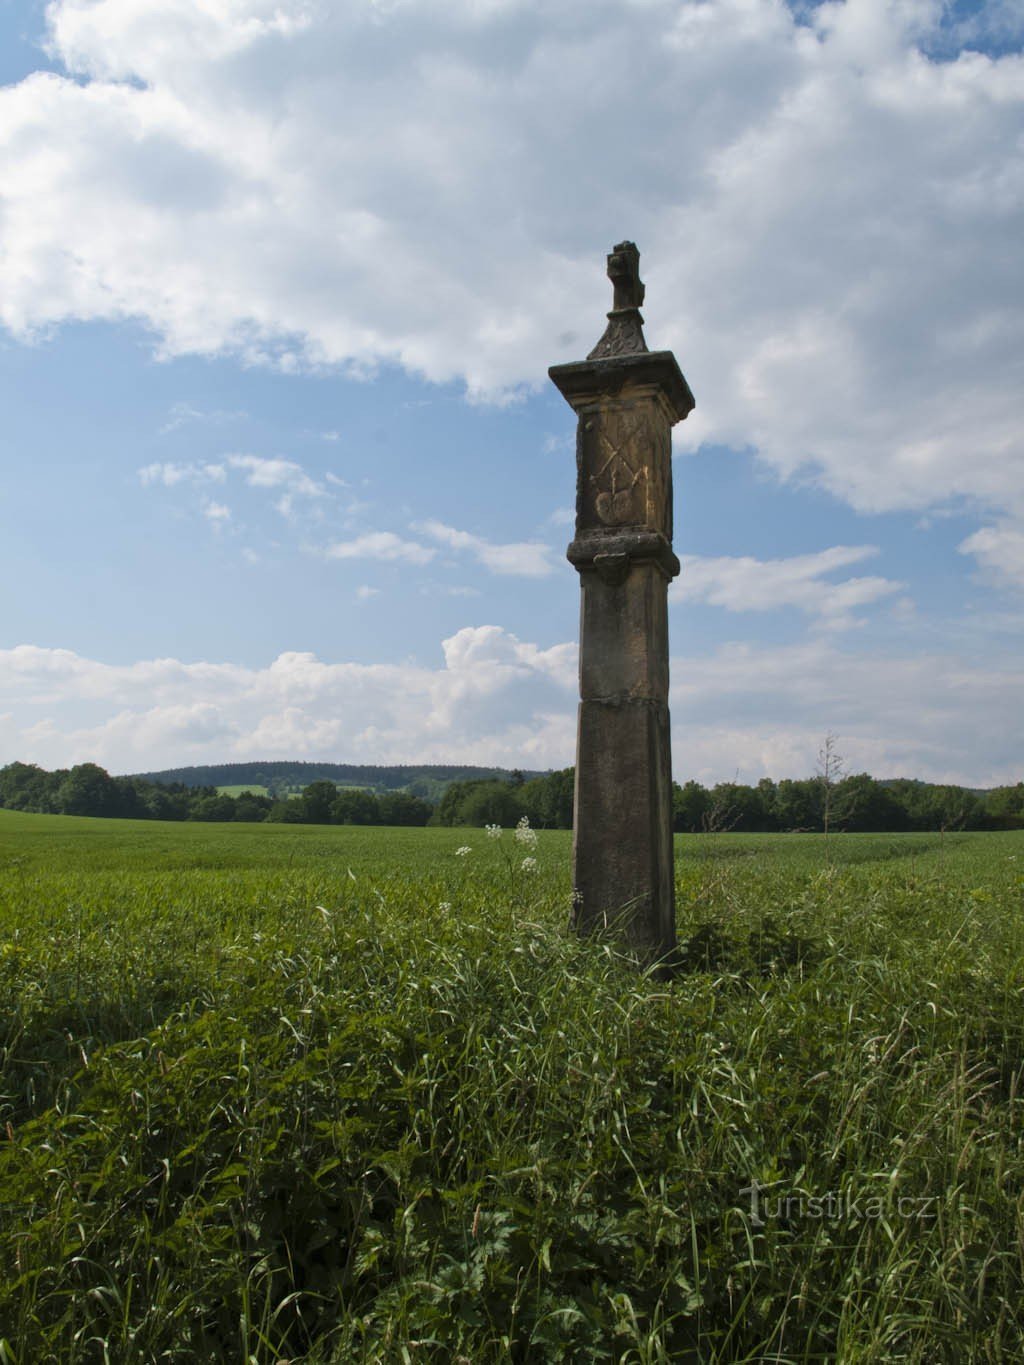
left=0, top=810, right=1022, bottom=1360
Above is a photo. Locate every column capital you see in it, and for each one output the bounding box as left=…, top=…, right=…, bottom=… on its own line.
left=548, top=351, right=694, bottom=425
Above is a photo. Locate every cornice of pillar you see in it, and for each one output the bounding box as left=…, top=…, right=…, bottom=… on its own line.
left=567, top=528, right=681, bottom=582
left=548, top=351, right=695, bottom=425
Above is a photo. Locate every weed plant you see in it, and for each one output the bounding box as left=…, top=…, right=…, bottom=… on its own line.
left=0, top=811, right=1022, bottom=1361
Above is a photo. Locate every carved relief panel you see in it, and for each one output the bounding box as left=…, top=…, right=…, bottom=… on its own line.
left=576, top=397, right=672, bottom=539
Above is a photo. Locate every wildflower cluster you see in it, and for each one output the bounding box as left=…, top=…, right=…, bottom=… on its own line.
left=448, top=817, right=540, bottom=897
left=514, top=816, right=538, bottom=850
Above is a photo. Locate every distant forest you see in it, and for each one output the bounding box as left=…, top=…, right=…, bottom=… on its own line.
left=1, top=760, right=1022, bottom=832
left=129, top=761, right=550, bottom=804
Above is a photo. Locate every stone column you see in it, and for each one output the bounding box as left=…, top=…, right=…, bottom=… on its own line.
left=549, top=242, right=694, bottom=967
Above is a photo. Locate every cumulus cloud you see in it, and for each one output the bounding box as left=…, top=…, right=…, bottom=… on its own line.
left=441, top=625, right=576, bottom=689
left=670, top=637, right=1024, bottom=786
left=0, top=631, right=576, bottom=771
left=1, top=628, right=1020, bottom=786
left=673, top=545, right=903, bottom=628
left=415, top=519, right=558, bottom=577
left=0, top=0, right=1018, bottom=526
left=958, top=520, right=1024, bottom=591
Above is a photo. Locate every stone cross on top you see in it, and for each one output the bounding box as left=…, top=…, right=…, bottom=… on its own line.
left=608, top=240, right=645, bottom=311
left=588, top=240, right=650, bottom=360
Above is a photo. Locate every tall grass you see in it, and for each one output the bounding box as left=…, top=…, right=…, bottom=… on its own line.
left=0, top=811, right=1022, bottom=1361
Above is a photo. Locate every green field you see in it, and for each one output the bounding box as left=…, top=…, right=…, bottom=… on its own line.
left=215, top=783, right=271, bottom=798
left=1, top=810, right=1022, bottom=1361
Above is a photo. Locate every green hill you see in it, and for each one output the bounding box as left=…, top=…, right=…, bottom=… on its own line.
left=127, top=760, right=550, bottom=801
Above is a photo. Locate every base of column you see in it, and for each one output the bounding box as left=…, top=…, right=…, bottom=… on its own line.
left=572, top=697, right=677, bottom=967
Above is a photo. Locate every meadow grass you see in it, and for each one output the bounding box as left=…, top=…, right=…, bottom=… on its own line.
left=0, top=810, right=1022, bottom=1361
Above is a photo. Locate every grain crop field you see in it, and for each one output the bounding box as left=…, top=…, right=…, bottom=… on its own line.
left=1, top=809, right=1022, bottom=1361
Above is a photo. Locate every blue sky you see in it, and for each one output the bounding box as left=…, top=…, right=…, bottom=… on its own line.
left=1, top=0, right=1022, bottom=784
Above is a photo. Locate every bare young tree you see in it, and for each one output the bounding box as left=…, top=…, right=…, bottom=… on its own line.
left=938, top=790, right=972, bottom=856
left=702, top=770, right=744, bottom=836
left=816, top=732, right=846, bottom=850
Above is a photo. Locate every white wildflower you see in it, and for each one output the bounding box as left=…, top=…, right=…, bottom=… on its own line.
left=514, top=816, right=538, bottom=849
left=439, top=901, right=452, bottom=912
left=485, top=823, right=502, bottom=840
left=521, top=857, right=538, bottom=873
left=455, top=845, right=472, bottom=857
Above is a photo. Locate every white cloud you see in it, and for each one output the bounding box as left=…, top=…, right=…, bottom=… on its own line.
left=420, top=583, right=482, bottom=598
left=0, top=644, right=249, bottom=706
left=1, top=629, right=1020, bottom=786
left=159, top=401, right=247, bottom=433
left=139, top=454, right=328, bottom=502
left=226, top=454, right=325, bottom=498
left=324, top=530, right=435, bottom=565
left=958, top=520, right=1024, bottom=591
left=201, top=498, right=231, bottom=523
left=139, top=460, right=226, bottom=486
left=415, top=519, right=558, bottom=577
left=0, top=631, right=576, bottom=770
left=0, top=0, right=1018, bottom=524
left=441, top=625, right=576, bottom=689
left=140, top=452, right=336, bottom=528
left=355, top=584, right=380, bottom=600
left=672, top=545, right=903, bottom=628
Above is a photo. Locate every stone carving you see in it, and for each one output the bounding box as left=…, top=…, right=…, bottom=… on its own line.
left=587, top=240, right=651, bottom=361
left=577, top=403, right=672, bottom=536
left=591, top=408, right=647, bottom=525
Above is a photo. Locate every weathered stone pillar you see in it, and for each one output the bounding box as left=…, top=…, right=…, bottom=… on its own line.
left=549, top=242, right=694, bottom=967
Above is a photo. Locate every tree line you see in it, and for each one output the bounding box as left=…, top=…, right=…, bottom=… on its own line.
left=2, top=760, right=1021, bottom=832
left=430, top=771, right=1024, bottom=832
left=669, top=775, right=1023, bottom=833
